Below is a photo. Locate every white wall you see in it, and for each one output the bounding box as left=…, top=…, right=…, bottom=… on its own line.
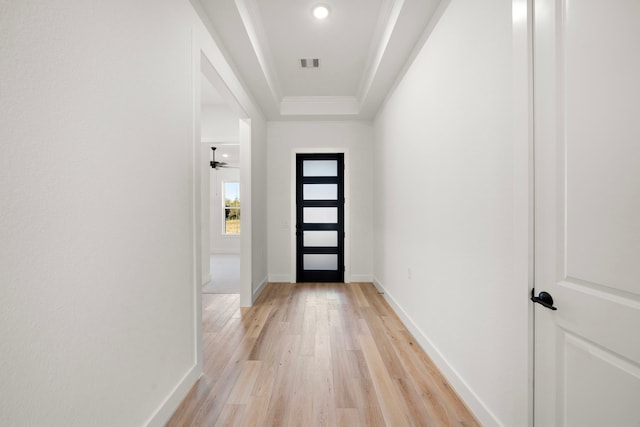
left=0, top=1, right=266, bottom=425
left=267, top=121, right=374, bottom=283
left=201, top=144, right=211, bottom=283
left=250, top=117, right=269, bottom=297
left=372, top=0, right=529, bottom=426
left=201, top=105, right=240, bottom=142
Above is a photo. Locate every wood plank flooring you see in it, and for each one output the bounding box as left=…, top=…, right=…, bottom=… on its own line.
left=166, top=283, right=480, bottom=427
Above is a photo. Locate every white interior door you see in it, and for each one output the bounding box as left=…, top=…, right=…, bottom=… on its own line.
left=533, top=0, right=640, bottom=425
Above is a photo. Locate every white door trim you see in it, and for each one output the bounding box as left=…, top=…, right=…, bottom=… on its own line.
left=513, top=1, right=535, bottom=426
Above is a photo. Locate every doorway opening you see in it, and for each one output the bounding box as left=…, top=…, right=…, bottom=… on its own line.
left=203, top=142, right=241, bottom=294
left=197, top=49, right=253, bottom=307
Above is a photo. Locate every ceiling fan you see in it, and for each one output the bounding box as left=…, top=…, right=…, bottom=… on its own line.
left=210, top=146, right=238, bottom=169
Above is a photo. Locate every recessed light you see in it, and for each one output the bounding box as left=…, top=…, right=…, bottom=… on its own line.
left=313, top=5, right=330, bottom=20
left=222, top=154, right=229, bottom=158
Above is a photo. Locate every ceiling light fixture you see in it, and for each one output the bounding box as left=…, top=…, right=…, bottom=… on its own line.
left=312, top=5, right=330, bottom=20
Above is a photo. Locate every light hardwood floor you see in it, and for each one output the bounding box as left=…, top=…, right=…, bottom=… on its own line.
left=167, top=283, right=480, bottom=427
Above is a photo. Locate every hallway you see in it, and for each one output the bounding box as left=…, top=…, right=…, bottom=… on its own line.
left=167, top=283, right=479, bottom=426
left=6, top=0, right=639, bottom=425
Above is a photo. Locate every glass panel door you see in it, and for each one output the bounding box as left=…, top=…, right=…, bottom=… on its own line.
left=296, top=153, right=344, bottom=282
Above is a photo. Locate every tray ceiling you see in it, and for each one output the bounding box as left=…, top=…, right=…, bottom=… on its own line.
left=197, top=0, right=443, bottom=119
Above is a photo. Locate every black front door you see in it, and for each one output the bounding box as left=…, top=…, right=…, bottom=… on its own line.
left=296, top=153, right=344, bottom=282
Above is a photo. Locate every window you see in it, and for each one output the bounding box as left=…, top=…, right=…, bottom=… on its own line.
left=223, top=182, right=240, bottom=235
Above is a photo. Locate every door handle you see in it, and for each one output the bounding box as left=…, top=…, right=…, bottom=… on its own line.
left=531, top=289, right=557, bottom=310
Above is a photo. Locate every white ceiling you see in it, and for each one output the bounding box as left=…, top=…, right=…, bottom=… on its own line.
left=258, top=0, right=383, bottom=97
left=197, top=0, right=442, bottom=119
left=201, top=75, right=227, bottom=106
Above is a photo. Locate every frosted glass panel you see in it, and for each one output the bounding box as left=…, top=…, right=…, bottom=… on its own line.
left=304, top=230, right=338, bottom=247
left=303, top=207, right=337, bottom=223
left=303, top=160, right=337, bottom=177
left=304, top=254, right=338, bottom=270
left=303, top=184, right=337, bottom=200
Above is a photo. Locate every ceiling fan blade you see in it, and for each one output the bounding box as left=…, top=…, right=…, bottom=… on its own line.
left=210, top=148, right=239, bottom=169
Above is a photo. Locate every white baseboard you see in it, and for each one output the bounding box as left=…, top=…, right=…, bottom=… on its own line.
left=253, top=276, right=268, bottom=302
left=372, top=276, right=502, bottom=427
left=268, top=274, right=291, bottom=283
left=144, top=364, right=202, bottom=427
left=372, top=276, right=385, bottom=293
left=349, top=274, right=372, bottom=283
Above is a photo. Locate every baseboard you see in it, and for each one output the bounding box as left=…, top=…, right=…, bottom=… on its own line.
left=372, top=276, right=385, bottom=293
left=372, top=276, right=502, bottom=427
left=349, top=274, right=372, bottom=283
left=253, top=276, right=268, bottom=302
left=268, top=274, right=291, bottom=283
left=144, top=363, right=202, bottom=427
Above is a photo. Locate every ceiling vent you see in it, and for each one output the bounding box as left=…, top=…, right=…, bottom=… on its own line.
left=300, top=58, right=320, bottom=68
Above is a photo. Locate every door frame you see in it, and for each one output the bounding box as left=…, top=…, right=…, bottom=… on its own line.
left=295, top=153, right=345, bottom=283
left=514, top=0, right=535, bottom=426
left=198, top=55, right=253, bottom=308
left=191, top=26, right=258, bottom=379
left=290, top=148, right=350, bottom=283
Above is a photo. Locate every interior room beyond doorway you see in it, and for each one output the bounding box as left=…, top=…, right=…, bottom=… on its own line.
left=202, top=254, right=240, bottom=294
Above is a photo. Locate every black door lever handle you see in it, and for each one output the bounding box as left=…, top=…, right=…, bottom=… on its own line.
left=531, top=289, right=557, bottom=310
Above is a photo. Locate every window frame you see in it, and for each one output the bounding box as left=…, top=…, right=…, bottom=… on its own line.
left=222, top=180, right=240, bottom=236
